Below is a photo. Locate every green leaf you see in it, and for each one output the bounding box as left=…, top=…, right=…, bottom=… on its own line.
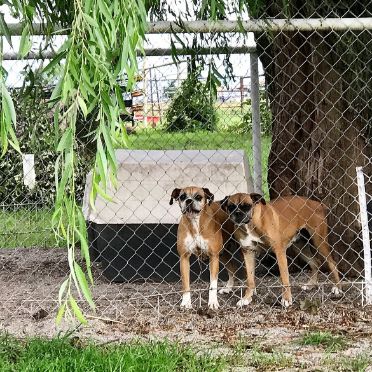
left=19, top=24, right=32, bottom=58
left=97, top=0, right=111, bottom=19
left=83, top=13, right=99, bottom=29
left=74, top=262, right=95, bottom=310
left=77, top=96, right=88, bottom=117
left=43, top=50, right=67, bottom=74
left=84, top=0, right=93, bottom=13
left=100, top=123, right=117, bottom=173
left=61, top=74, right=73, bottom=103
left=96, top=138, right=108, bottom=189
left=56, top=303, right=66, bottom=325
left=114, top=85, right=126, bottom=111
left=93, top=180, right=113, bottom=202
left=1, top=82, right=16, bottom=125
left=49, top=79, right=63, bottom=108
left=76, top=210, right=93, bottom=285
left=58, top=278, right=69, bottom=303
left=57, top=128, right=73, bottom=152
left=0, top=13, right=12, bottom=47
left=69, top=296, right=87, bottom=325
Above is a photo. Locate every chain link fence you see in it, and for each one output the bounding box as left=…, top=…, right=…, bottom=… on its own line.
left=0, top=10, right=371, bottom=337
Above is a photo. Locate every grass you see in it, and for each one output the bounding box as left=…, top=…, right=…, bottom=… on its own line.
left=300, top=331, right=347, bottom=352
left=0, top=334, right=225, bottom=372
left=323, top=353, right=371, bottom=372
left=227, top=337, right=294, bottom=370
left=0, top=208, right=60, bottom=249
left=249, top=347, right=294, bottom=370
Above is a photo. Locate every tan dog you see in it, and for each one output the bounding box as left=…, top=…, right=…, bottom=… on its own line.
left=170, top=186, right=237, bottom=309
left=221, top=193, right=342, bottom=307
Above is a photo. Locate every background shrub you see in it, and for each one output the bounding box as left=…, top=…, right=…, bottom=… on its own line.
left=218, top=93, right=272, bottom=135
left=0, top=88, right=92, bottom=208
left=164, top=69, right=217, bottom=132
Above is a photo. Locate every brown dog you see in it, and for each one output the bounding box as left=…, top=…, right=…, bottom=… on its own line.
left=221, top=193, right=342, bottom=307
left=170, top=186, right=237, bottom=309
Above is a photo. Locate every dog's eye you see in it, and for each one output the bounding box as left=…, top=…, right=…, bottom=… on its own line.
left=227, top=204, right=237, bottom=213
left=179, top=194, right=186, bottom=201
left=195, top=195, right=203, bottom=202
left=240, top=204, right=251, bottom=212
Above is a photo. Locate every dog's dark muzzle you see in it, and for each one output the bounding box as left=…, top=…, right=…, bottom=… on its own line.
left=184, top=199, right=200, bottom=214
left=231, top=212, right=250, bottom=225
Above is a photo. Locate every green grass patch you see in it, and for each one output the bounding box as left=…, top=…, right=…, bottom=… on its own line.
left=0, top=209, right=61, bottom=249
left=249, top=347, right=294, bottom=370
left=300, top=331, right=347, bottom=352
left=323, top=353, right=371, bottom=371
left=0, top=334, right=225, bottom=372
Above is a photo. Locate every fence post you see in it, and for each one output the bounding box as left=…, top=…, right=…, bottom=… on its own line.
left=143, top=57, right=148, bottom=127
left=240, top=77, right=244, bottom=112
left=250, top=52, right=262, bottom=194
left=356, top=167, right=372, bottom=305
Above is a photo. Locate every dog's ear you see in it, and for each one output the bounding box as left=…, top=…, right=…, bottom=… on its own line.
left=203, top=188, right=214, bottom=205
left=220, top=196, right=228, bottom=211
left=170, top=188, right=181, bottom=205
left=250, top=193, right=266, bottom=205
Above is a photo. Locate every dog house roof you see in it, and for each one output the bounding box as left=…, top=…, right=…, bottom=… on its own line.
left=83, top=149, right=253, bottom=224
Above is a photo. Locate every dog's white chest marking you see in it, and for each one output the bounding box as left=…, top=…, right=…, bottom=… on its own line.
left=238, top=226, right=262, bottom=248
left=184, top=217, right=209, bottom=255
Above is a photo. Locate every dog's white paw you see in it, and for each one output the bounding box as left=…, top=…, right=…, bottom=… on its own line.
left=302, top=278, right=319, bottom=291
left=208, top=298, right=219, bottom=310
left=281, top=297, right=293, bottom=308
left=236, top=297, right=253, bottom=307
left=219, top=286, right=233, bottom=294
left=331, top=286, right=342, bottom=296
left=180, top=293, right=192, bottom=309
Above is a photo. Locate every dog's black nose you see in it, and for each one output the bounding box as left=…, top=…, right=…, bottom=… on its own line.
left=185, top=199, right=193, bottom=205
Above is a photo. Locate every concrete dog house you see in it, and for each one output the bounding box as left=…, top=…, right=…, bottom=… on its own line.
left=83, top=149, right=254, bottom=282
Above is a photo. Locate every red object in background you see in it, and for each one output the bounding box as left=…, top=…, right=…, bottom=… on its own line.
left=134, top=115, right=160, bottom=124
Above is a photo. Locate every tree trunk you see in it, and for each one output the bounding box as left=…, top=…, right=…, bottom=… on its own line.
left=257, top=29, right=372, bottom=277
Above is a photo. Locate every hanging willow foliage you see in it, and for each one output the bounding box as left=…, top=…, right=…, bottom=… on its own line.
left=51, top=0, right=148, bottom=323
left=0, top=0, right=236, bottom=324
left=0, top=0, right=147, bottom=323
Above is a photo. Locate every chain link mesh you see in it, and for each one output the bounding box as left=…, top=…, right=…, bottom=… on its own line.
left=0, top=11, right=371, bottom=336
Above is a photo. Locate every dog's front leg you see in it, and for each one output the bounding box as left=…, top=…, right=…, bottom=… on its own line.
left=273, top=244, right=293, bottom=307
left=237, top=247, right=256, bottom=307
left=180, top=252, right=192, bottom=309
left=219, top=252, right=236, bottom=294
left=208, top=254, right=219, bottom=309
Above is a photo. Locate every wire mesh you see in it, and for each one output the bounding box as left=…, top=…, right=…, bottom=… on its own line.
left=0, top=10, right=371, bottom=335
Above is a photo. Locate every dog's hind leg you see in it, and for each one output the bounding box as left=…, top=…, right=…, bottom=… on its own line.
left=237, top=247, right=256, bottom=307
left=292, top=239, right=320, bottom=290
left=312, top=226, right=342, bottom=296
left=180, top=253, right=192, bottom=309
left=219, top=252, right=237, bottom=294
left=272, top=243, right=293, bottom=307
left=208, top=254, right=220, bottom=309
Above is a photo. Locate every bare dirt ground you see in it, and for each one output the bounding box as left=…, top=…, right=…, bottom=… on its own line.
left=1, top=247, right=372, bottom=370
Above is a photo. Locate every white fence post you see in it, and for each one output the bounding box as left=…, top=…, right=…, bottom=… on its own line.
left=22, top=154, right=36, bottom=190
left=356, top=167, right=372, bottom=305
left=250, top=52, right=262, bottom=195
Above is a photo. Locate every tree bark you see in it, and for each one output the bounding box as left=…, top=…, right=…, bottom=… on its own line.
left=257, top=29, right=372, bottom=277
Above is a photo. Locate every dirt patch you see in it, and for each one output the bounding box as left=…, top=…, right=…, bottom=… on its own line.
left=1, top=248, right=372, bottom=369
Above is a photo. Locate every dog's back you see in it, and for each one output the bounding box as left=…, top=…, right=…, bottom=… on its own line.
left=269, top=196, right=326, bottom=220
left=256, top=196, right=327, bottom=243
